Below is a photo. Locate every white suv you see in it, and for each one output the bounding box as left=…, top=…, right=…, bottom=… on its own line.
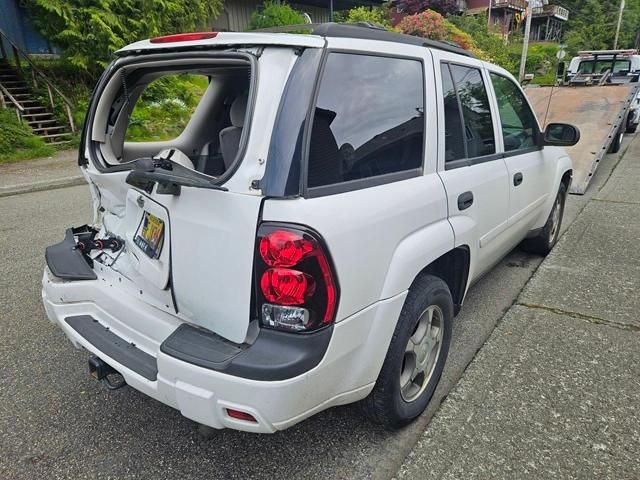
left=42, top=24, right=578, bottom=433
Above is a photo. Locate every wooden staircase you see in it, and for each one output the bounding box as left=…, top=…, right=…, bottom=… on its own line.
left=0, top=59, right=72, bottom=146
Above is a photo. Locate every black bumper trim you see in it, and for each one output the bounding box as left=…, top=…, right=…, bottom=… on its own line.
left=65, top=315, right=158, bottom=381
left=160, top=324, right=333, bottom=381
left=45, top=229, right=97, bottom=281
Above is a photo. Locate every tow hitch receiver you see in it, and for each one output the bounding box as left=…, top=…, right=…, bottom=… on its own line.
left=88, top=355, right=127, bottom=390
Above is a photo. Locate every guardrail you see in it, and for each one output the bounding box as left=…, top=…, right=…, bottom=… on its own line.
left=0, top=80, right=24, bottom=122
left=492, top=0, right=527, bottom=11
left=532, top=5, right=570, bottom=21
left=0, top=27, right=75, bottom=132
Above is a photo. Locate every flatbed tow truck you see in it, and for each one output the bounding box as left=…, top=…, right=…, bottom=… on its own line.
left=525, top=49, right=640, bottom=194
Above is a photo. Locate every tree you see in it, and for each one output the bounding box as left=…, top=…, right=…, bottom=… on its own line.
left=247, top=2, right=306, bottom=31
left=561, top=0, right=640, bottom=51
left=345, top=6, right=392, bottom=28
left=25, top=0, right=223, bottom=76
left=396, top=0, right=459, bottom=16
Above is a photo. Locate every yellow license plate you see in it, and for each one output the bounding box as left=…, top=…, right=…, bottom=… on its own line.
left=134, top=212, right=165, bottom=259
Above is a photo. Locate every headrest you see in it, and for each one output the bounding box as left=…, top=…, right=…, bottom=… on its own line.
left=230, top=93, right=248, bottom=128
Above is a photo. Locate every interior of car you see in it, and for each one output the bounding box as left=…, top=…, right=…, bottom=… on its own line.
left=90, top=59, right=252, bottom=178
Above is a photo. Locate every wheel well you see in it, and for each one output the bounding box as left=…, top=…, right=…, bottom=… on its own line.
left=561, top=170, right=572, bottom=191
left=416, top=246, right=470, bottom=317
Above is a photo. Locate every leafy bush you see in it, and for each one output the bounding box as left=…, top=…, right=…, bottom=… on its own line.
left=395, top=0, right=459, bottom=16
left=345, top=6, right=391, bottom=28
left=0, top=109, right=55, bottom=162
left=126, top=74, right=208, bottom=142
left=247, top=2, right=306, bottom=31
left=25, top=0, right=223, bottom=76
left=398, top=10, right=448, bottom=41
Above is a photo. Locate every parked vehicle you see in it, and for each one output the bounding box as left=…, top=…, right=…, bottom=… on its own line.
left=567, top=49, right=640, bottom=136
left=43, top=24, right=578, bottom=433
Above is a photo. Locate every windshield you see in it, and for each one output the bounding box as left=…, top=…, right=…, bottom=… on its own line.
left=578, top=59, right=632, bottom=76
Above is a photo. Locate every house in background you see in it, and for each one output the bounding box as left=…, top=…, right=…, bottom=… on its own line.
left=211, top=0, right=385, bottom=32
left=464, top=0, right=568, bottom=41
left=0, top=0, right=57, bottom=57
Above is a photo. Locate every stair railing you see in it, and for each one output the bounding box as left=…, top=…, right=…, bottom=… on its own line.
left=0, top=27, right=75, bottom=132
left=0, top=80, right=24, bottom=122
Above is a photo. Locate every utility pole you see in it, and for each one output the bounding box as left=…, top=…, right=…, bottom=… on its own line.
left=487, top=0, right=492, bottom=29
left=519, top=0, right=536, bottom=82
left=614, top=0, right=625, bottom=50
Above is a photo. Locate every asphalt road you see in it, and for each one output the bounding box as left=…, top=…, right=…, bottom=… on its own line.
left=0, top=144, right=622, bottom=480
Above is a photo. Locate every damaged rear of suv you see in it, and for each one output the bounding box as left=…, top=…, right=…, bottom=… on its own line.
left=43, top=24, right=575, bottom=433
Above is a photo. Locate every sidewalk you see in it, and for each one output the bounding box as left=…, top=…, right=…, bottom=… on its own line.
left=0, top=149, right=84, bottom=197
left=397, top=140, right=640, bottom=479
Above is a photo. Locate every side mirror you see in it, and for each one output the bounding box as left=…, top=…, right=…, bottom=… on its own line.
left=544, top=123, right=580, bottom=147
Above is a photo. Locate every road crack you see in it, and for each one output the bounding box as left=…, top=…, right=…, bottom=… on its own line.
left=592, top=197, right=640, bottom=206
left=517, top=302, right=640, bottom=332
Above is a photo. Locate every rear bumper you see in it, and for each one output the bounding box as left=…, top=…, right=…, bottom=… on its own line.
left=42, top=268, right=406, bottom=433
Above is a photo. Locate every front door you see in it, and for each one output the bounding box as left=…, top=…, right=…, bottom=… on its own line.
left=488, top=71, right=551, bottom=236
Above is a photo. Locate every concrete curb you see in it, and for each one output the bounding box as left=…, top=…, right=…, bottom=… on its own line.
left=0, top=176, right=86, bottom=198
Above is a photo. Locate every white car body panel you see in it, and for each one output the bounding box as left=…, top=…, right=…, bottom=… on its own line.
left=42, top=31, right=574, bottom=432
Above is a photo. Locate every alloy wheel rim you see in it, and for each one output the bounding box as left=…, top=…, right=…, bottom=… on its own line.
left=400, top=305, right=444, bottom=402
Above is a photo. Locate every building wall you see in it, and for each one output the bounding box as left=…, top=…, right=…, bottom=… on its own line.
left=466, top=0, right=489, bottom=9
left=0, top=0, right=54, bottom=57
left=210, top=0, right=331, bottom=32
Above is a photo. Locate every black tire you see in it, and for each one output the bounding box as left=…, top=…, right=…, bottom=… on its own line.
left=609, top=126, right=624, bottom=153
left=521, top=182, right=567, bottom=255
left=626, top=123, right=638, bottom=134
left=361, top=274, right=453, bottom=430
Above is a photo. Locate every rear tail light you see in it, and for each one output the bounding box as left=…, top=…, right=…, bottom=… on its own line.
left=254, top=223, right=339, bottom=332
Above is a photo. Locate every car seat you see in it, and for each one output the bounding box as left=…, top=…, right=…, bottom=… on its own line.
left=219, top=93, right=248, bottom=170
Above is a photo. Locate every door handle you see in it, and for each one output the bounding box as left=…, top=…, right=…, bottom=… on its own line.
left=514, top=172, right=523, bottom=186
left=457, top=191, right=474, bottom=211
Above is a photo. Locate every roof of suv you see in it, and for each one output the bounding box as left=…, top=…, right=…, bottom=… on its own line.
left=116, top=22, right=474, bottom=59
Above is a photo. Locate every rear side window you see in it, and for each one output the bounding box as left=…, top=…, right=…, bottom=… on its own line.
left=449, top=64, right=496, bottom=159
left=490, top=73, right=539, bottom=152
left=441, top=63, right=496, bottom=164
left=306, top=53, right=424, bottom=190
left=441, top=65, right=466, bottom=162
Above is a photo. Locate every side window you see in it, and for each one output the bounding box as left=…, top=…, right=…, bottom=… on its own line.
left=449, top=64, right=496, bottom=159
left=490, top=73, right=538, bottom=152
left=306, top=53, right=424, bottom=189
left=441, top=64, right=466, bottom=162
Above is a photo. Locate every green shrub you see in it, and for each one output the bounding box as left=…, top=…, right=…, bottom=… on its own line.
left=25, top=0, right=224, bottom=76
left=398, top=10, right=448, bottom=41
left=0, top=109, right=55, bottom=162
left=247, top=2, right=306, bottom=31
left=126, top=74, right=209, bottom=142
left=345, top=6, right=391, bottom=28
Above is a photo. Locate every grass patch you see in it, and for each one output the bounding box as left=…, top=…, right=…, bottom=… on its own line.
left=0, top=109, right=55, bottom=163
left=126, top=74, right=209, bottom=142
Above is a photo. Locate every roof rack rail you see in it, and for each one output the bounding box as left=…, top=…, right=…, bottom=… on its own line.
left=255, top=22, right=475, bottom=58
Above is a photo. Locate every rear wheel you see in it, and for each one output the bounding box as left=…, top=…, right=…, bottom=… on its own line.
left=609, top=126, right=624, bottom=153
left=361, top=275, right=452, bottom=429
left=521, top=182, right=567, bottom=255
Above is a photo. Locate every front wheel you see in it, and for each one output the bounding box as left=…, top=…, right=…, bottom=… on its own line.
left=521, top=182, right=567, bottom=255
left=361, top=274, right=452, bottom=429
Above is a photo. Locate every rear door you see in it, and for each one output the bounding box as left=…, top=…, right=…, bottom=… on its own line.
left=82, top=48, right=295, bottom=344
left=487, top=70, right=550, bottom=236
left=433, top=52, right=511, bottom=279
